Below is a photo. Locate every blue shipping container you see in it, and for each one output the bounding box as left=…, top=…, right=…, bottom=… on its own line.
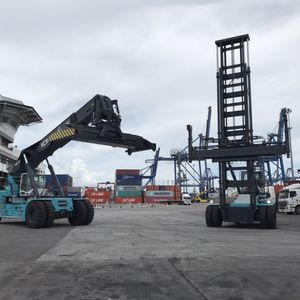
left=116, top=174, right=142, bottom=186
left=45, top=174, right=73, bottom=187
left=67, top=192, right=81, bottom=198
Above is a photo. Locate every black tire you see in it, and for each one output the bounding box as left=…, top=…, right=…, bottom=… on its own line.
left=205, top=205, right=213, bottom=227
left=83, top=199, right=94, bottom=225
left=212, top=206, right=222, bottom=227
left=68, top=200, right=88, bottom=226
left=26, top=201, right=47, bottom=228
left=267, top=206, right=277, bottom=229
left=42, top=201, right=55, bottom=228
left=260, top=206, right=268, bottom=229
left=295, top=206, right=300, bottom=215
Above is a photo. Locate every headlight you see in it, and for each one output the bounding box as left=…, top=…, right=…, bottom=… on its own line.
left=266, top=200, right=271, bottom=204
left=209, top=200, right=214, bottom=204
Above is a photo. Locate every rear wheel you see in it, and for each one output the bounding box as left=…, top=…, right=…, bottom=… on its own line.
left=260, top=206, right=268, bottom=229
left=212, top=206, right=222, bottom=227
left=68, top=200, right=87, bottom=226
left=260, top=206, right=277, bottom=229
left=266, top=206, right=277, bottom=229
left=205, top=205, right=213, bottom=227
left=26, top=201, right=47, bottom=228
left=206, top=205, right=222, bottom=227
left=42, top=201, right=55, bottom=228
left=83, top=199, right=94, bottom=225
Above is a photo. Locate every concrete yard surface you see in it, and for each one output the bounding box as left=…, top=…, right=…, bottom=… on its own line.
left=0, top=204, right=300, bottom=300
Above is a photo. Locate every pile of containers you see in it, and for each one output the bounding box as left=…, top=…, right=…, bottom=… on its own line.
left=144, top=185, right=181, bottom=204
left=115, top=169, right=142, bottom=204
left=45, top=174, right=73, bottom=195
left=84, top=187, right=111, bottom=206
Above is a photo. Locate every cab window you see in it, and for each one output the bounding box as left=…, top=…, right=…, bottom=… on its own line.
left=290, top=191, right=297, bottom=198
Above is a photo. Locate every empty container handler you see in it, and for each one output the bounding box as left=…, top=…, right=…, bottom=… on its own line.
left=116, top=169, right=140, bottom=175
left=116, top=190, right=142, bottom=198
left=116, top=174, right=142, bottom=186
left=115, top=197, right=143, bottom=204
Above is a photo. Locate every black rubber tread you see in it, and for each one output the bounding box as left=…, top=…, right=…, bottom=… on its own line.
left=266, top=206, right=277, bottom=229
left=25, top=201, right=47, bottom=228
left=68, top=200, right=88, bottom=226
left=83, top=199, right=94, bottom=225
left=212, top=206, right=223, bottom=227
left=205, top=205, right=213, bottom=227
left=42, top=201, right=55, bottom=228
left=260, top=206, right=268, bottom=229
left=295, top=206, right=300, bottom=215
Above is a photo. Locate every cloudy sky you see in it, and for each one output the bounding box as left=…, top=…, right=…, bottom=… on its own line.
left=1, top=0, right=299, bottom=186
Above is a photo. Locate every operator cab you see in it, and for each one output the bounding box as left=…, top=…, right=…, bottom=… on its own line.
left=19, top=173, right=50, bottom=197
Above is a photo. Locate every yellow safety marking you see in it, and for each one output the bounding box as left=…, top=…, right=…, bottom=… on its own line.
left=48, top=128, right=76, bottom=141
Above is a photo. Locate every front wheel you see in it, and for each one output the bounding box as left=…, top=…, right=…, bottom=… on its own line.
left=25, top=201, right=47, bottom=228
left=295, top=206, right=300, bottom=215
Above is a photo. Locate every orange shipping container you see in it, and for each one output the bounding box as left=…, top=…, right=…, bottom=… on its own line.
left=115, top=197, right=142, bottom=204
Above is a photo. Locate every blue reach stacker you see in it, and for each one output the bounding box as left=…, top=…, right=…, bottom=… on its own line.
left=0, top=94, right=155, bottom=228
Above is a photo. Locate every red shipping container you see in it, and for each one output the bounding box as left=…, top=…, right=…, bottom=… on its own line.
left=88, top=197, right=110, bottom=205
left=143, top=196, right=179, bottom=204
left=116, top=169, right=140, bottom=175
left=274, top=184, right=284, bottom=194
left=115, top=197, right=142, bottom=204
left=145, top=185, right=180, bottom=192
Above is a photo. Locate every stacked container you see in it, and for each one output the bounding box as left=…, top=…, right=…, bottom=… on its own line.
left=67, top=186, right=82, bottom=198
left=45, top=174, right=73, bottom=195
left=144, top=185, right=181, bottom=204
left=84, top=187, right=111, bottom=206
left=115, top=169, right=142, bottom=204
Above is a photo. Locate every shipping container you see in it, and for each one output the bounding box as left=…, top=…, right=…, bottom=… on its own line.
left=84, top=187, right=111, bottom=205
left=116, top=185, right=142, bottom=191
left=116, top=174, right=142, bottom=186
left=88, top=197, right=110, bottom=205
left=67, top=191, right=81, bottom=198
left=145, top=185, right=181, bottom=192
left=116, top=169, right=140, bottom=175
left=116, top=190, right=142, bottom=198
left=115, top=197, right=142, bottom=204
left=45, top=174, right=73, bottom=188
left=68, top=186, right=81, bottom=193
left=144, top=197, right=181, bottom=204
left=145, top=190, right=174, bottom=197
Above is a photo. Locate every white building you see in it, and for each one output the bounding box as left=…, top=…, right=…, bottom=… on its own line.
left=0, top=94, right=42, bottom=177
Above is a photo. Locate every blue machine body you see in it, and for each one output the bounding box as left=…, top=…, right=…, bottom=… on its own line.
left=0, top=176, right=82, bottom=221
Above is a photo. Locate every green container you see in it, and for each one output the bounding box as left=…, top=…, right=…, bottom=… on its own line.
left=116, top=190, right=142, bottom=197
